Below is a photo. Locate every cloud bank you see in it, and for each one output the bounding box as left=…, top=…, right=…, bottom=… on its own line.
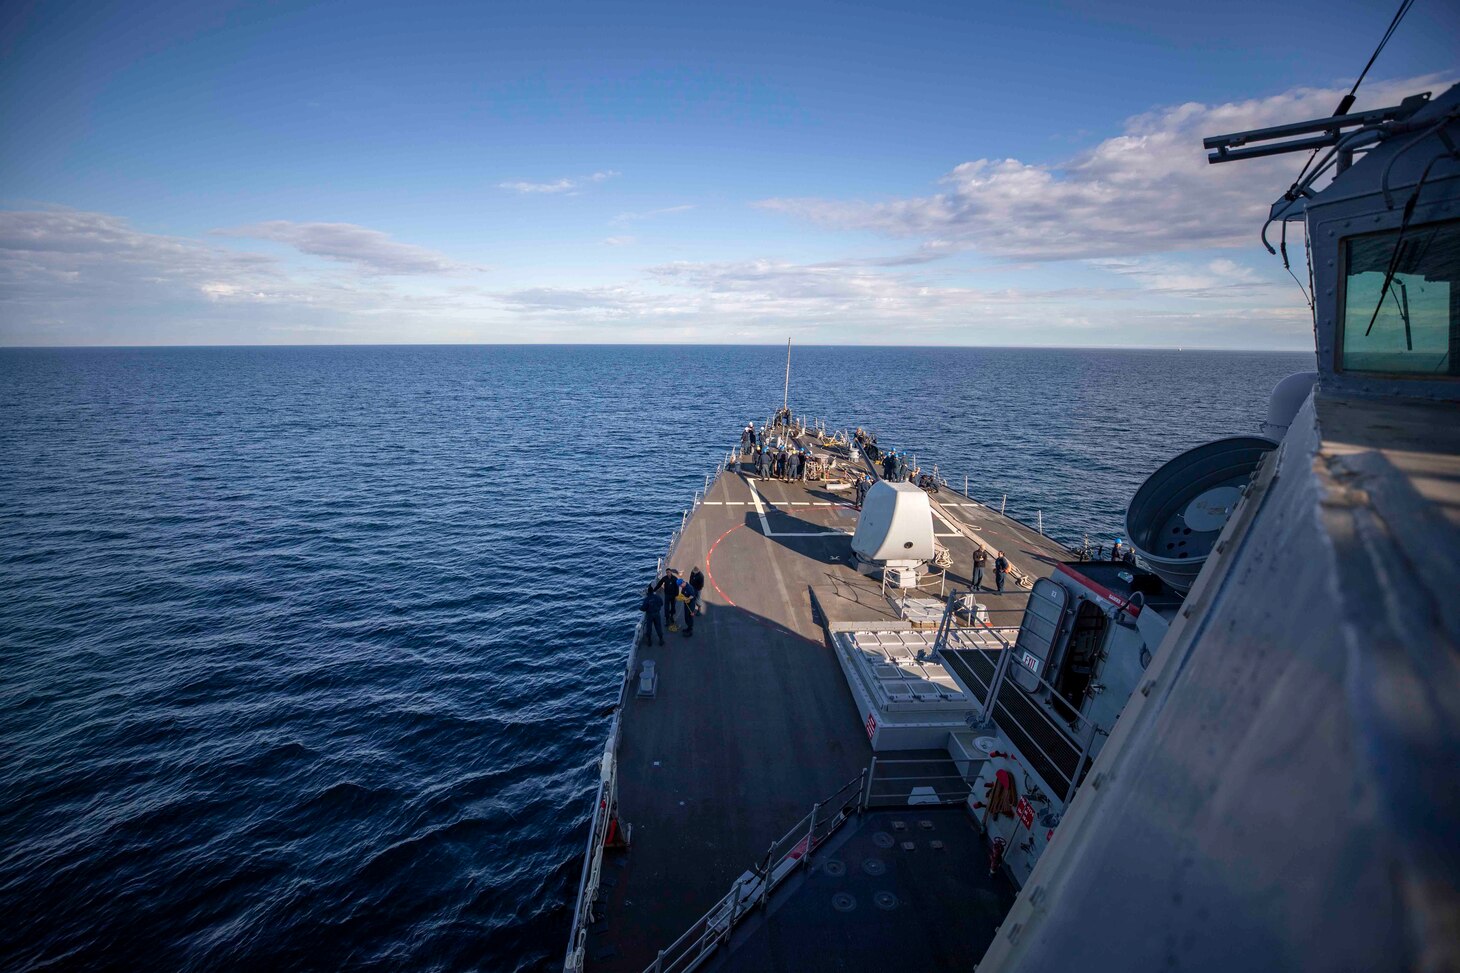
left=9, top=76, right=1422, bottom=346
left=221, top=221, right=464, bottom=275
left=756, top=75, right=1453, bottom=261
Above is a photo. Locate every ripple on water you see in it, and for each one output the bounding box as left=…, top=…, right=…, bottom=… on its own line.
left=0, top=345, right=1311, bottom=970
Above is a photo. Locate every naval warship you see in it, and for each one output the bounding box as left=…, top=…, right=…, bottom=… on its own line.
left=563, top=79, right=1460, bottom=973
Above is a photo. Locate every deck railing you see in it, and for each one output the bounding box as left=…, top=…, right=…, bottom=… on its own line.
left=932, top=594, right=1101, bottom=805
left=564, top=444, right=739, bottom=973
left=638, top=770, right=867, bottom=973
left=562, top=611, right=645, bottom=973
left=863, top=753, right=979, bottom=808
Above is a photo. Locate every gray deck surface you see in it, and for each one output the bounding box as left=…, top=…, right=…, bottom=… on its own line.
left=703, top=809, right=1017, bottom=973
left=591, top=442, right=1069, bottom=972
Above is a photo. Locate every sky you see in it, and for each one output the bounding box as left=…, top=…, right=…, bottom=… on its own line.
left=1, top=0, right=1456, bottom=348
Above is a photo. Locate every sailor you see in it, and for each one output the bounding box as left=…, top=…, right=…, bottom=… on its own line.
left=972, top=547, right=988, bottom=591
left=1111, top=538, right=1124, bottom=561
left=639, top=585, right=665, bottom=646
left=689, top=566, right=705, bottom=615
left=654, top=568, right=682, bottom=632
left=994, top=551, right=1010, bottom=595
left=786, top=449, right=800, bottom=481
left=675, top=576, right=696, bottom=636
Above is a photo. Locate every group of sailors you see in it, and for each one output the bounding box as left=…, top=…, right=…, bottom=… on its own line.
left=741, top=420, right=820, bottom=481
left=854, top=427, right=904, bottom=480
left=639, top=566, right=705, bottom=645
left=855, top=427, right=933, bottom=488
left=753, top=440, right=815, bottom=481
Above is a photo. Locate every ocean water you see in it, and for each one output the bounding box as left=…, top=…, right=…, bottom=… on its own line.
left=0, top=345, right=1312, bottom=972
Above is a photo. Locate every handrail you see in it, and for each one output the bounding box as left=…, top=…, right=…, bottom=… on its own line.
left=565, top=439, right=743, bottom=973
left=638, top=770, right=867, bottom=973
left=862, top=754, right=980, bottom=808
left=564, top=618, right=639, bottom=972
left=931, top=593, right=1101, bottom=804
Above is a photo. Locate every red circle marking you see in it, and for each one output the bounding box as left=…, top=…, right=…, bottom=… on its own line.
left=702, top=521, right=822, bottom=648
left=704, top=523, right=746, bottom=607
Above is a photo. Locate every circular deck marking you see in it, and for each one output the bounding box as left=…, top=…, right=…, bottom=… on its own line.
left=862, top=857, right=887, bottom=876
left=874, top=891, right=899, bottom=910
left=703, top=523, right=747, bottom=607
left=831, top=892, right=857, bottom=913
left=871, top=832, right=894, bottom=850
left=703, top=522, right=826, bottom=649
left=822, top=859, right=846, bottom=877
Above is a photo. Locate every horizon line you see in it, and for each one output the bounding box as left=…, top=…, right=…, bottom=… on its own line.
left=0, top=341, right=1316, bottom=353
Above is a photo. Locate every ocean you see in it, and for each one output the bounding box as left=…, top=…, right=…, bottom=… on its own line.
left=0, top=345, right=1312, bottom=971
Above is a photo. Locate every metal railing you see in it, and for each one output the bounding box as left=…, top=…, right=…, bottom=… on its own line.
left=564, top=616, right=641, bottom=973
left=863, top=754, right=979, bottom=808
left=640, top=770, right=867, bottom=973
left=880, top=567, right=950, bottom=619
left=564, top=443, right=739, bottom=973
left=931, top=594, right=1101, bottom=805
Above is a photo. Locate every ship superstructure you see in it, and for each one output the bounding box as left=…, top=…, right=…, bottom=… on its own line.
left=565, top=81, right=1460, bottom=973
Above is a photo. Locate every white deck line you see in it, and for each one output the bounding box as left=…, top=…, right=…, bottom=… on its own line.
left=932, top=506, right=964, bottom=539
left=747, top=477, right=850, bottom=537
left=747, top=478, right=773, bottom=535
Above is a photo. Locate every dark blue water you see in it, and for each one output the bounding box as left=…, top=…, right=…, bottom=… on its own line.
left=0, top=345, right=1311, bottom=972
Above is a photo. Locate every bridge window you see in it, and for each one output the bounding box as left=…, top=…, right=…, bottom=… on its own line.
left=1341, top=219, right=1459, bottom=377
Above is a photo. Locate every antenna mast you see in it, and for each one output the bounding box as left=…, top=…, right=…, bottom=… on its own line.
left=783, top=338, right=791, bottom=411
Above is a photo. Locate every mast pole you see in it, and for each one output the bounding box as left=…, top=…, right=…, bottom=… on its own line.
left=783, top=338, right=791, bottom=412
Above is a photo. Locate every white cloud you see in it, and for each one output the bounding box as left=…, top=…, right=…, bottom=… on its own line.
left=602, top=235, right=637, bottom=246
left=1, top=209, right=279, bottom=303
left=486, top=255, right=1309, bottom=347
left=612, top=204, right=694, bottom=224
left=1091, top=255, right=1268, bottom=294
left=0, top=208, right=491, bottom=343
left=219, top=220, right=465, bottom=275
left=757, top=75, right=1454, bottom=261
left=498, top=170, right=621, bottom=195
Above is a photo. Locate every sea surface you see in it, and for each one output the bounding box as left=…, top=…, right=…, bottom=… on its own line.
left=0, top=345, right=1312, bottom=972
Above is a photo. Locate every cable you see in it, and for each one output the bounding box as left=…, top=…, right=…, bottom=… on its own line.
left=1337, top=0, right=1416, bottom=118
left=1271, top=0, right=1417, bottom=232
left=1280, top=219, right=1314, bottom=313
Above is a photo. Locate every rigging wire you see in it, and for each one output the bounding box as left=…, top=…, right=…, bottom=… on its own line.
left=1338, top=0, right=1417, bottom=119
left=1270, top=0, right=1419, bottom=225
left=1262, top=0, right=1419, bottom=315
left=1279, top=220, right=1314, bottom=313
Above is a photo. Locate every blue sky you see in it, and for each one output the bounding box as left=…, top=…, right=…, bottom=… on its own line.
left=1, top=0, right=1456, bottom=347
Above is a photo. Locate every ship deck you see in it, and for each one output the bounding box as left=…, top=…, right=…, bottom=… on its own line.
left=702, top=808, right=1017, bottom=973
left=589, top=439, right=1072, bottom=972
